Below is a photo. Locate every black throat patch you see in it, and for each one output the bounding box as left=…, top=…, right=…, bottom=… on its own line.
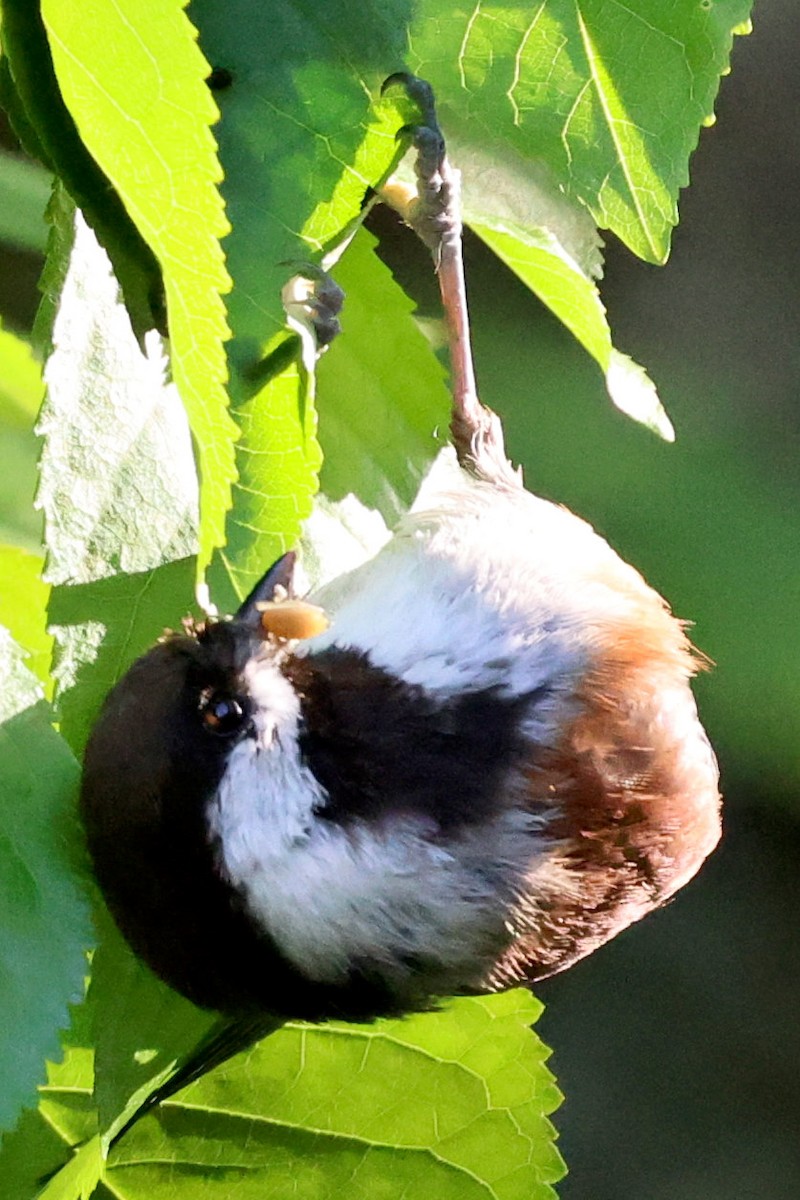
left=284, top=646, right=533, bottom=831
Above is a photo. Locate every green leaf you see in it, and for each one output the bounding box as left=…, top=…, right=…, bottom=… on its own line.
left=0, top=546, right=53, bottom=691
left=190, top=2, right=418, bottom=594
left=211, top=224, right=454, bottom=605
left=0, top=149, right=51, bottom=253
left=105, top=993, right=563, bottom=1200
left=0, top=628, right=92, bottom=1137
left=187, top=0, right=750, bottom=495
left=317, top=228, right=451, bottom=523
left=472, top=221, right=673, bottom=440
left=0, top=996, right=97, bottom=1200
left=191, top=1, right=409, bottom=365
left=49, top=556, right=197, bottom=759
left=37, top=206, right=198, bottom=586
left=36, top=1138, right=103, bottom=1200
left=0, top=321, right=44, bottom=428
left=0, top=1104, right=86, bottom=1200
left=16, top=960, right=563, bottom=1200
left=0, top=1, right=161, bottom=335
left=88, top=913, right=215, bottom=1140
left=212, top=335, right=319, bottom=606
left=0, top=56, right=52, bottom=171
left=33, top=187, right=198, bottom=752
left=38, top=0, right=235, bottom=583
left=408, top=0, right=754, bottom=262
left=0, top=322, right=44, bottom=550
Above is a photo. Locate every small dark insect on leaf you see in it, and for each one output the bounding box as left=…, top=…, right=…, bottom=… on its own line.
left=207, top=67, right=233, bottom=91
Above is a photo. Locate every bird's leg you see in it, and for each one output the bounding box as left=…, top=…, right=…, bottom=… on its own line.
left=380, top=73, right=521, bottom=488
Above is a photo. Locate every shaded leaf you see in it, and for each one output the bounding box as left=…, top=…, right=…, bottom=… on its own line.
left=191, top=0, right=409, bottom=366
left=89, top=913, right=215, bottom=1139
left=0, top=55, right=52, bottom=170
left=0, top=149, right=51, bottom=253
left=0, top=998, right=97, bottom=1199
left=192, top=2, right=417, bottom=597
left=49, top=556, right=197, bottom=758
left=0, top=1103, right=82, bottom=1200
left=317, top=227, right=451, bottom=524
left=0, top=629, right=91, bottom=1137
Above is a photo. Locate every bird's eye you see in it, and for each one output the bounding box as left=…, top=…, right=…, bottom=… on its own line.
left=199, top=691, right=249, bottom=737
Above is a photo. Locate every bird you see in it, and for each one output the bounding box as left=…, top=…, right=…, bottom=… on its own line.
left=80, top=74, right=720, bottom=1086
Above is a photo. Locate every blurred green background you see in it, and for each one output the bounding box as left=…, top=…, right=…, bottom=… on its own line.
left=1, top=1, right=798, bottom=1196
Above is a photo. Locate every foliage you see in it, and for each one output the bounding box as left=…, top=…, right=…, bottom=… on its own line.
left=0, top=1, right=752, bottom=1197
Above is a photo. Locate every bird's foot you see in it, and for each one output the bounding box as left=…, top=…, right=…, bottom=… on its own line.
left=380, top=73, right=456, bottom=259
left=281, top=264, right=345, bottom=351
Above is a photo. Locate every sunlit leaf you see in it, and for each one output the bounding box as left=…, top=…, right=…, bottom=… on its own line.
left=35, top=1138, right=103, bottom=1200
left=0, top=321, right=44, bottom=549
left=104, top=994, right=563, bottom=1200
left=0, top=320, right=44, bottom=427
left=38, top=208, right=197, bottom=586
left=409, top=0, right=753, bottom=262
left=0, top=2, right=160, bottom=335
left=39, top=0, right=235, bottom=581
left=0, top=546, right=53, bottom=691
left=211, top=339, right=319, bottom=606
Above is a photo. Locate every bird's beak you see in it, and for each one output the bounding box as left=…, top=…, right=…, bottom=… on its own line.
left=234, top=551, right=329, bottom=642
left=235, top=551, right=298, bottom=626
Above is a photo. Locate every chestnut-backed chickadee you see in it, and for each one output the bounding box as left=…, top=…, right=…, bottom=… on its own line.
left=80, top=77, right=720, bottom=1032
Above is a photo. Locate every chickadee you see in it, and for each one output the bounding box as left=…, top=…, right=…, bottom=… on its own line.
left=80, top=77, right=720, bottom=1031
